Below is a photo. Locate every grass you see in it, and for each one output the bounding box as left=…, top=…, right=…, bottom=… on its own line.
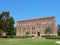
left=0, top=38, right=60, bottom=45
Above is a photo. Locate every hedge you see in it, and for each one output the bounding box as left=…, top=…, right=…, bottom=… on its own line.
left=43, top=35, right=60, bottom=39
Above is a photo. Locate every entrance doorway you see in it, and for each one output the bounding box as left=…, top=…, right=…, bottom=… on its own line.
left=37, top=32, right=40, bottom=36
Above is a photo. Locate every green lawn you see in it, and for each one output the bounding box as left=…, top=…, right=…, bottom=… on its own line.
left=0, top=38, right=60, bottom=45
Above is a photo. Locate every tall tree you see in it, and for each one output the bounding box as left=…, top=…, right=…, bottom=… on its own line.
left=6, top=17, right=15, bottom=36
left=0, top=11, right=15, bottom=37
left=0, top=14, right=4, bottom=36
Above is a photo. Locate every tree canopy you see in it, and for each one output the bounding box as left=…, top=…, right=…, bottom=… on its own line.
left=45, top=27, right=52, bottom=34
left=0, top=11, right=15, bottom=37
left=57, top=25, right=60, bottom=36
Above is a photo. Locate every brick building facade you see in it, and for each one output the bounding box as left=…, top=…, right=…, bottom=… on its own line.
left=16, top=16, right=57, bottom=37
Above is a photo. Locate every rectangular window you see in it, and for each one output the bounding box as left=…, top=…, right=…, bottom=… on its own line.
left=32, top=27, right=35, bottom=30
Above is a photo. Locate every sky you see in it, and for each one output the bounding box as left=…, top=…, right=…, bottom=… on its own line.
left=0, top=0, right=60, bottom=27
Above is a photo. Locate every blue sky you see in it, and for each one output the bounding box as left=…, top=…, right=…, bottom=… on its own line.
left=0, top=0, right=60, bottom=27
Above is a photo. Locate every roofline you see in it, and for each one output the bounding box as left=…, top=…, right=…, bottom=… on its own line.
left=17, top=16, right=55, bottom=23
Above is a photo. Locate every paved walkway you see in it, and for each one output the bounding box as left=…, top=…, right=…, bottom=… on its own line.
left=56, top=41, right=60, bottom=44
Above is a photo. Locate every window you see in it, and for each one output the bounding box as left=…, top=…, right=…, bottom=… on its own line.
left=44, top=22, right=46, bottom=24
left=41, top=27, right=43, bottom=30
left=32, top=22, right=35, bottom=25
left=36, top=26, right=41, bottom=30
left=32, top=31, right=33, bottom=34
left=42, top=20, right=46, bottom=24
left=32, top=27, right=35, bottom=30
left=20, top=28, right=21, bottom=30
left=34, top=32, right=36, bottom=34
left=27, top=27, right=30, bottom=30
left=36, top=22, right=40, bottom=25
left=21, top=28, right=26, bottom=30
left=28, top=24, right=30, bottom=25
left=42, top=25, right=46, bottom=29
left=48, top=19, right=52, bottom=24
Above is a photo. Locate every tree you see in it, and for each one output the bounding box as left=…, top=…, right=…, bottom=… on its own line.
left=0, top=11, right=15, bottom=37
left=0, top=14, right=4, bottom=36
left=6, top=17, right=15, bottom=36
left=57, top=25, right=60, bottom=36
left=45, top=27, right=52, bottom=34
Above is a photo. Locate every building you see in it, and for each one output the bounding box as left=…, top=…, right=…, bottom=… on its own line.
left=16, top=16, right=57, bottom=37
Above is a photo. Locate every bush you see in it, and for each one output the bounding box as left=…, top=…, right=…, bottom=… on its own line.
left=0, top=35, right=33, bottom=39
left=14, top=35, right=33, bottom=39
left=58, top=30, right=60, bottom=36
left=43, top=35, right=60, bottom=39
left=1, top=36, right=14, bottom=38
left=31, top=35, right=34, bottom=37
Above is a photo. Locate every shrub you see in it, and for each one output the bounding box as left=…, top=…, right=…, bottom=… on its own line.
left=0, top=35, right=33, bottom=39
left=14, top=35, right=32, bottom=39
left=1, top=36, right=14, bottom=38
left=31, top=35, right=34, bottom=37
left=43, top=35, right=60, bottom=39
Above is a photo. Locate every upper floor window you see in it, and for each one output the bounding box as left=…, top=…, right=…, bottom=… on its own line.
left=36, top=26, right=41, bottom=30
left=36, top=22, right=40, bottom=25
left=32, top=27, right=35, bottom=30
left=42, top=20, right=46, bottom=24
left=48, top=19, right=52, bottom=24
left=27, top=27, right=30, bottom=30
left=21, top=28, right=26, bottom=30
